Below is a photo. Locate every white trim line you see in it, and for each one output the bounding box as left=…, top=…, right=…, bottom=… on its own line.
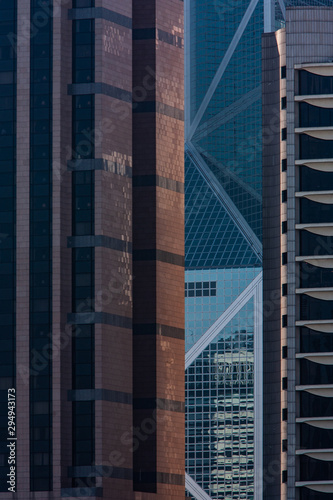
left=187, top=0, right=260, bottom=141
left=254, top=279, right=263, bottom=500
left=278, top=0, right=286, bottom=20
left=185, top=273, right=263, bottom=369
left=186, top=142, right=263, bottom=261
left=264, top=0, right=275, bottom=33
left=185, top=473, right=213, bottom=500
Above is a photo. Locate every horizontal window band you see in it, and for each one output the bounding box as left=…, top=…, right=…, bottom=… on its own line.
left=68, top=466, right=133, bottom=480
left=133, top=101, right=184, bottom=121
left=68, top=158, right=132, bottom=177
left=68, top=7, right=132, bottom=29
left=133, top=323, right=184, bottom=340
left=133, top=28, right=183, bottom=48
left=61, top=487, right=103, bottom=498
left=68, top=82, right=131, bottom=103
left=132, top=174, right=184, bottom=194
left=68, top=388, right=132, bottom=405
left=68, top=312, right=132, bottom=330
left=133, top=472, right=185, bottom=486
left=68, top=235, right=132, bottom=254
left=133, top=397, right=185, bottom=413
left=133, top=249, right=184, bottom=267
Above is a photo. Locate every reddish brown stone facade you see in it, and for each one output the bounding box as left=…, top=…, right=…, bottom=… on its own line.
left=6, top=0, right=184, bottom=499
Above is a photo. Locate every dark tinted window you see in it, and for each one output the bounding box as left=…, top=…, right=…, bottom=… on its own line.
left=300, top=295, right=333, bottom=321
left=299, top=70, right=333, bottom=96
left=301, top=327, right=333, bottom=353
left=300, top=166, right=333, bottom=192
left=300, top=231, right=333, bottom=257
left=299, top=102, right=333, bottom=128
left=300, top=135, right=333, bottom=160
left=300, top=198, right=333, bottom=224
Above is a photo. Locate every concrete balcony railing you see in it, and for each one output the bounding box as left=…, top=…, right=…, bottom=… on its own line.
left=295, top=126, right=333, bottom=140
left=296, top=159, right=333, bottom=172
left=296, top=255, right=333, bottom=269
left=296, top=190, right=333, bottom=204
left=296, top=416, right=333, bottom=430
left=296, top=352, right=333, bottom=365
left=295, top=480, right=333, bottom=494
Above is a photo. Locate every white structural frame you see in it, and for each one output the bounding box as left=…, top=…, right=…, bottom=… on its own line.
left=185, top=273, right=263, bottom=500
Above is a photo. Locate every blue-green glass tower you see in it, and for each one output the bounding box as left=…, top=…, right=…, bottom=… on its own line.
left=184, top=1, right=333, bottom=499
left=184, top=0, right=269, bottom=498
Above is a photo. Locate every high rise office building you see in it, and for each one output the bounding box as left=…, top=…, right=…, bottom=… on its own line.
left=263, top=5, right=333, bottom=500
left=184, top=1, right=267, bottom=499
left=0, top=1, right=185, bottom=498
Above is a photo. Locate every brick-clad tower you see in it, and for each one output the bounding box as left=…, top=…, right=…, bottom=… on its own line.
left=0, top=0, right=184, bottom=498
left=132, top=0, right=185, bottom=498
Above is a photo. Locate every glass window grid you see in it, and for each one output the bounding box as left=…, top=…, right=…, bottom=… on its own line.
left=0, top=2, right=16, bottom=491
left=29, top=0, right=52, bottom=492
left=185, top=302, right=255, bottom=499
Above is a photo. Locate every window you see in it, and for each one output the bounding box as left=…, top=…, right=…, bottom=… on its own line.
left=282, top=283, right=287, bottom=296
left=281, top=66, right=286, bottom=79
left=282, top=470, right=287, bottom=483
left=282, top=346, right=288, bottom=359
left=282, top=252, right=287, bottom=265
left=282, top=439, right=288, bottom=452
left=185, top=281, right=217, bottom=298
left=282, top=408, right=288, bottom=421
left=281, top=159, right=287, bottom=172
left=282, top=190, right=287, bottom=203
left=282, top=315, right=287, bottom=328
left=282, top=377, right=287, bottom=390
left=281, top=128, right=287, bottom=141
left=282, top=221, right=287, bottom=234
left=281, top=96, right=286, bottom=110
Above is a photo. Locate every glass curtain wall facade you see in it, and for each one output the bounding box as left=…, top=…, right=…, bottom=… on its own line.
left=184, top=1, right=264, bottom=498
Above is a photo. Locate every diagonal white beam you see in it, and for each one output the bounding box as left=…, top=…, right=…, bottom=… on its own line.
left=185, top=272, right=263, bottom=369
left=187, top=0, right=260, bottom=141
left=185, top=473, right=213, bottom=500
left=186, top=141, right=263, bottom=261
left=278, top=0, right=286, bottom=20
left=254, top=279, right=263, bottom=500
left=195, top=144, right=262, bottom=203
left=264, top=0, right=275, bottom=32
left=193, top=85, right=262, bottom=142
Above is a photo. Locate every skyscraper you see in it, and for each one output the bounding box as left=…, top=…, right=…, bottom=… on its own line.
left=0, top=1, right=185, bottom=498
left=263, top=5, right=333, bottom=499
left=184, top=1, right=266, bottom=498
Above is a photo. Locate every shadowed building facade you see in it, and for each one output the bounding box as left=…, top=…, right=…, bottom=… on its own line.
left=0, top=0, right=184, bottom=499
left=263, top=5, right=333, bottom=500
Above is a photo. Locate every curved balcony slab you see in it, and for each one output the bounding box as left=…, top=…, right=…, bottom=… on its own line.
left=296, top=223, right=333, bottom=236
left=297, top=449, right=333, bottom=461
left=296, top=320, right=333, bottom=333
left=296, top=159, right=333, bottom=172
left=296, top=352, right=333, bottom=365
left=295, top=94, right=333, bottom=108
left=296, top=481, right=333, bottom=493
left=296, top=384, right=333, bottom=397
left=297, top=417, right=333, bottom=429
left=296, top=288, right=333, bottom=300
left=295, top=191, right=333, bottom=204
left=295, top=62, right=333, bottom=76
left=295, top=126, right=333, bottom=140
left=296, top=256, right=333, bottom=269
